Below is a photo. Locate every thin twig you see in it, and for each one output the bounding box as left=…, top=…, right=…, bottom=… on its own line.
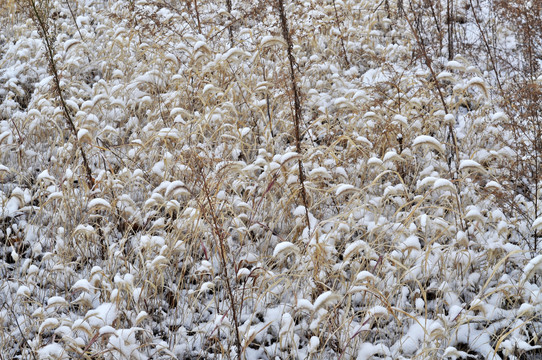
left=4, top=303, right=38, bottom=360
left=27, top=0, right=94, bottom=189
left=275, top=0, right=312, bottom=235
left=403, top=7, right=466, bottom=233
left=196, top=166, right=242, bottom=358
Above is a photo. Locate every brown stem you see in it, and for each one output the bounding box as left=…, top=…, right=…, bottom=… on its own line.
left=27, top=0, right=94, bottom=189
left=404, top=8, right=459, bottom=156
left=332, top=0, right=350, bottom=67
left=447, top=0, right=454, bottom=60
left=197, top=168, right=242, bottom=357
left=226, top=0, right=234, bottom=47
left=468, top=0, right=503, bottom=94
left=64, top=0, right=84, bottom=40
left=261, top=62, right=273, bottom=134
left=193, top=0, right=202, bottom=34
left=276, top=0, right=311, bottom=235
left=403, top=8, right=466, bottom=233
left=4, top=303, right=38, bottom=360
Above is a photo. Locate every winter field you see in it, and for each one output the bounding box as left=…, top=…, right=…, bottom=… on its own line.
left=1, top=0, right=542, bottom=358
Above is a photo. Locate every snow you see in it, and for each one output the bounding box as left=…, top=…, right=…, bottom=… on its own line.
left=459, top=159, right=484, bottom=172
left=260, top=35, right=287, bottom=48
left=39, top=318, right=60, bottom=333
left=517, top=303, right=534, bottom=317
left=357, top=342, right=389, bottom=360
left=455, top=324, right=500, bottom=360
left=87, top=198, right=111, bottom=211
left=336, top=183, right=357, bottom=196
left=293, top=205, right=306, bottom=217
left=313, top=291, right=340, bottom=311
left=464, top=207, right=484, bottom=222
left=165, top=180, right=190, bottom=198
left=433, top=178, right=455, bottom=192
left=446, top=60, right=465, bottom=71
left=2, top=195, right=22, bottom=216
left=393, top=114, right=408, bottom=125
left=367, top=157, right=383, bottom=166
left=37, top=170, right=55, bottom=182
left=158, top=127, right=180, bottom=140
left=148, top=255, right=169, bottom=269
left=383, top=150, right=401, bottom=162
left=522, top=255, right=542, bottom=283
left=99, top=325, right=116, bottom=335
left=532, top=217, right=542, bottom=231
left=236, top=267, right=250, bottom=279
left=344, top=240, right=364, bottom=260
left=468, top=77, right=489, bottom=97
left=412, top=135, right=445, bottom=153
left=272, top=241, right=299, bottom=257
left=86, top=303, right=118, bottom=328
left=309, top=166, right=331, bottom=179
left=108, top=328, right=147, bottom=360
left=77, top=128, right=91, bottom=142
left=193, top=40, right=208, bottom=52
left=296, top=299, right=315, bottom=312
left=38, top=343, right=67, bottom=359
left=362, top=68, right=387, bottom=86
left=485, top=181, right=502, bottom=191
left=308, top=336, right=319, bottom=353
left=47, top=296, right=68, bottom=307
left=442, top=346, right=473, bottom=359
left=402, top=235, right=421, bottom=250
left=71, top=279, right=93, bottom=292
left=280, top=151, right=301, bottom=165
left=356, top=271, right=375, bottom=283
left=17, top=285, right=31, bottom=297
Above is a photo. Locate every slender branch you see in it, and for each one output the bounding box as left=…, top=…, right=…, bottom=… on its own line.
left=3, top=303, right=38, bottom=360
left=275, top=0, right=311, bottom=235
left=403, top=7, right=466, bottom=233
left=226, top=0, right=234, bottom=47
left=468, top=0, right=503, bottom=94
left=331, top=0, right=350, bottom=67
left=193, top=0, right=202, bottom=34
left=447, top=0, right=454, bottom=60
left=196, top=167, right=242, bottom=358
left=64, top=0, right=83, bottom=40
left=27, top=0, right=94, bottom=189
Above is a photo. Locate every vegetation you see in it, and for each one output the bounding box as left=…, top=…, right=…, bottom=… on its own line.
left=1, top=0, right=542, bottom=359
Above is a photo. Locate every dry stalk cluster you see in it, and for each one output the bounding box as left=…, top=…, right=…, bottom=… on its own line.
left=0, top=0, right=541, bottom=359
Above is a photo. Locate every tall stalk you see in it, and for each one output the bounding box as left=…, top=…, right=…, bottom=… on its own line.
left=403, top=6, right=466, bottom=233
left=331, top=0, right=350, bottom=67
left=197, top=167, right=242, bottom=358
left=275, top=0, right=311, bottom=235
left=226, top=0, right=234, bottom=46
left=447, top=0, right=454, bottom=60
left=27, top=0, right=94, bottom=189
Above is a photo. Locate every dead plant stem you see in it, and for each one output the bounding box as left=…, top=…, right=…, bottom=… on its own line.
left=27, top=0, right=94, bottom=189
left=403, top=7, right=466, bottom=233
left=276, top=0, right=311, bottom=235
left=197, top=168, right=242, bottom=358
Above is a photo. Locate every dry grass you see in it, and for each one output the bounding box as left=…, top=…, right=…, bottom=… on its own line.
left=0, top=0, right=541, bottom=359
